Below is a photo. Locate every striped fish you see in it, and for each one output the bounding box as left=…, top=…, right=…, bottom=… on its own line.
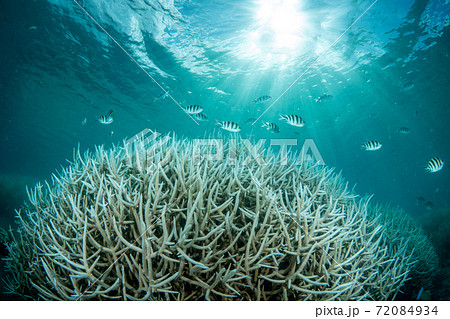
left=193, top=112, right=208, bottom=121
left=262, top=122, right=280, bottom=133
left=398, top=127, right=411, bottom=134
left=279, top=114, right=305, bottom=127
left=252, top=95, right=272, bottom=104
left=402, top=81, right=414, bottom=91
left=424, top=157, right=444, bottom=173
left=98, top=110, right=114, bottom=124
left=361, top=140, right=382, bottom=151
left=184, top=105, right=203, bottom=114
left=315, top=94, right=333, bottom=102
left=216, top=120, right=241, bottom=132
left=245, top=118, right=257, bottom=123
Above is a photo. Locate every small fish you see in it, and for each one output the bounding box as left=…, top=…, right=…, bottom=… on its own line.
left=252, top=95, right=272, bottom=104
left=28, top=26, right=38, bottom=30
left=81, top=118, right=87, bottom=126
left=402, top=81, right=414, bottom=91
left=262, top=122, right=280, bottom=133
left=425, top=201, right=434, bottom=210
left=416, top=287, right=431, bottom=301
left=369, top=113, right=379, bottom=120
left=398, top=127, right=411, bottom=134
left=361, top=140, right=382, bottom=151
left=184, top=105, right=203, bottom=114
left=110, top=130, right=114, bottom=136
left=279, top=114, right=305, bottom=127
left=245, top=118, right=257, bottom=123
left=216, top=120, right=241, bottom=133
left=416, top=287, right=424, bottom=300
left=77, top=55, right=90, bottom=64
left=424, top=157, right=444, bottom=173
left=193, top=112, right=208, bottom=121
left=154, top=90, right=169, bottom=102
left=315, top=94, right=333, bottom=102
left=98, top=110, right=114, bottom=125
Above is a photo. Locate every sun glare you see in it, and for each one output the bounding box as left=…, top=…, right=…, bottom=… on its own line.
left=252, top=0, right=307, bottom=53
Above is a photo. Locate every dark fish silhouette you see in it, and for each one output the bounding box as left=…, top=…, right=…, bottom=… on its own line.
left=398, top=127, right=411, bottom=134
left=262, top=122, right=280, bottom=133
left=193, top=113, right=208, bottom=121
left=252, top=95, right=272, bottom=104
left=402, top=81, right=414, bottom=91
left=315, top=94, right=333, bottom=102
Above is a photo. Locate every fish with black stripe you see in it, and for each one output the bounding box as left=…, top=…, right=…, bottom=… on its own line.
left=424, top=157, right=444, bottom=173
left=184, top=105, right=203, bottom=114
left=252, top=95, right=271, bottom=104
left=216, top=120, right=241, bottom=132
left=402, top=81, right=414, bottom=91
left=315, top=94, right=333, bottom=102
left=193, top=113, right=208, bottom=121
left=262, top=122, right=280, bottom=133
left=361, top=140, right=382, bottom=151
left=279, top=114, right=305, bottom=127
left=98, top=110, right=114, bottom=125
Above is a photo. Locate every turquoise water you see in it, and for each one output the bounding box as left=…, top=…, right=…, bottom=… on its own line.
left=0, top=0, right=449, bottom=299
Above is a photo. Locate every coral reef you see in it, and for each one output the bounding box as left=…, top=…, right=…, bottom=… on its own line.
left=418, top=209, right=450, bottom=300
left=0, top=227, right=20, bottom=300
left=419, top=209, right=450, bottom=266
left=4, top=135, right=434, bottom=300
left=366, top=204, right=439, bottom=300
left=369, top=205, right=438, bottom=280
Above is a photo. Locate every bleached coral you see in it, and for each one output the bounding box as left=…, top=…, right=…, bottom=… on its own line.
left=5, top=135, right=431, bottom=300
left=367, top=203, right=439, bottom=289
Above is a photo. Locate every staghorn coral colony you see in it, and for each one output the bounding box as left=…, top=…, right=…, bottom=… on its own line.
left=3, top=135, right=438, bottom=300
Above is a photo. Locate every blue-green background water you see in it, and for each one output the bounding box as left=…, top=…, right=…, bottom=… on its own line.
left=0, top=0, right=449, bottom=298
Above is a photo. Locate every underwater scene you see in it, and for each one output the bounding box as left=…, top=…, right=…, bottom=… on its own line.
left=0, top=0, right=449, bottom=301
